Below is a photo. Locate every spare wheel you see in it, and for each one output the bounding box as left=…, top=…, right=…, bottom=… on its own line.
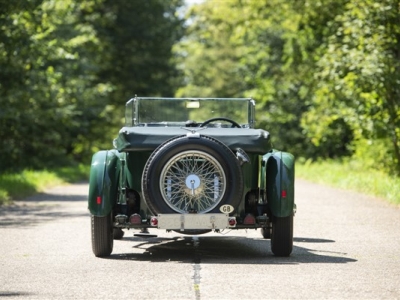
left=141, top=135, right=243, bottom=215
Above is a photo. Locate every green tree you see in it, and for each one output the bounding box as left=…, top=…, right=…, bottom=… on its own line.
left=302, top=0, right=400, bottom=174
left=93, top=0, right=184, bottom=103
left=175, top=0, right=247, bottom=98
left=0, top=0, right=107, bottom=169
left=0, top=0, right=184, bottom=170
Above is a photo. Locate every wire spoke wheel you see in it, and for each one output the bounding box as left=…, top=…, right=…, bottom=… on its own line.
left=160, top=150, right=226, bottom=213
left=142, top=135, right=243, bottom=218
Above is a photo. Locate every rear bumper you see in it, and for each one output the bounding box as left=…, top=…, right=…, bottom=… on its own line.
left=111, top=213, right=273, bottom=230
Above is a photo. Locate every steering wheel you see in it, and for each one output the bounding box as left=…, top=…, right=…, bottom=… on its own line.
left=200, top=117, right=241, bottom=128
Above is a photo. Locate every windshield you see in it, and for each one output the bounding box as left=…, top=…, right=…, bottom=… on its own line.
left=125, top=97, right=255, bottom=128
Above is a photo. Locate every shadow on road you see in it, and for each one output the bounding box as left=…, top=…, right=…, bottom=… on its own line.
left=107, top=235, right=357, bottom=265
left=24, top=193, right=86, bottom=202
left=294, top=237, right=335, bottom=243
left=0, top=292, right=34, bottom=298
left=0, top=182, right=88, bottom=227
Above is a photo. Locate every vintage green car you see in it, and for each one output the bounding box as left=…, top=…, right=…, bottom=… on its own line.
left=88, top=97, right=295, bottom=257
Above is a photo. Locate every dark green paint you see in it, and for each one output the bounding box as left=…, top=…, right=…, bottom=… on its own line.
left=262, top=150, right=295, bottom=218
left=88, top=150, right=121, bottom=216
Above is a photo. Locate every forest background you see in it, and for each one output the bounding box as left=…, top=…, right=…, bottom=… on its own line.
left=1, top=0, right=399, bottom=203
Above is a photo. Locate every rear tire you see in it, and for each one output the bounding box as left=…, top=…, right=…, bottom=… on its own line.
left=271, top=214, right=293, bottom=256
left=91, top=214, right=113, bottom=257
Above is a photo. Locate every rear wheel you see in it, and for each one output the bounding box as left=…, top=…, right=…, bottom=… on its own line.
left=271, top=214, right=293, bottom=256
left=91, top=213, right=113, bottom=257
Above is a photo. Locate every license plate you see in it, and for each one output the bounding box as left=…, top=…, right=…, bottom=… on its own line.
left=157, top=214, right=230, bottom=230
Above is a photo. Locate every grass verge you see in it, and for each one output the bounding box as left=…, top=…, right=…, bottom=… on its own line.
left=0, top=164, right=90, bottom=205
left=296, top=159, right=400, bottom=205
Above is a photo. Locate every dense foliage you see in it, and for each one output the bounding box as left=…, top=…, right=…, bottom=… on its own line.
left=176, top=0, right=400, bottom=175
left=0, top=0, right=183, bottom=170
left=1, top=0, right=399, bottom=177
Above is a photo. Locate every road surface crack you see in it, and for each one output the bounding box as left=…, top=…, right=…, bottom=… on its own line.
left=192, top=236, right=201, bottom=300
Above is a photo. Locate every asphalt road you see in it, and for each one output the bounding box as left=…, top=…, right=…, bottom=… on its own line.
left=0, top=180, right=399, bottom=299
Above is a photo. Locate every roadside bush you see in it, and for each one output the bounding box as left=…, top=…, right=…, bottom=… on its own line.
left=352, top=138, right=398, bottom=176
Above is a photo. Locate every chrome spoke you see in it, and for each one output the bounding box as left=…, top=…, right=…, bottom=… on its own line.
left=160, top=150, right=226, bottom=213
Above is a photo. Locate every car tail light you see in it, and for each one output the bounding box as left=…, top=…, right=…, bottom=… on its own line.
left=96, top=196, right=101, bottom=204
left=228, top=217, right=236, bottom=227
left=243, top=214, right=256, bottom=225
left=282, top=190, right=287, bottom=198
left=129, top=214, right=142, bottom=225
left=150, top=216, right=158, bottom=226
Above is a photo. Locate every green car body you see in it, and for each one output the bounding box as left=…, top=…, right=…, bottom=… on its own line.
left=88, top=97, right=295, bottom=257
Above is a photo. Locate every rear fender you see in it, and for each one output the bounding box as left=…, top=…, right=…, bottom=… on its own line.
left=88, top=150, right=122, bottom=216
left=262, top=150, right=295, bottom=218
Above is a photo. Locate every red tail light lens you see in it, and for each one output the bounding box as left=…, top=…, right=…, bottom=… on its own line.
left=228, top=217, right=236, bottom=226
left=96, top=196, right=101, bottom=204
left=243, top=214, right=256, bottom=225
left=150, top=217, right=158, bottom=226
left=129, top=214, right=142, bottom=225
